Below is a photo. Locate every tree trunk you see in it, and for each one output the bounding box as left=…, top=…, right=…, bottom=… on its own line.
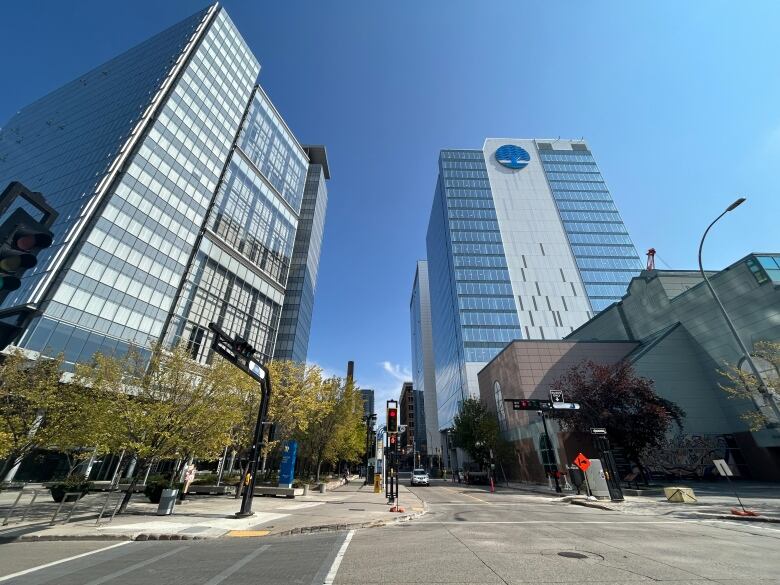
left=316, top=458, right=322, bottom=482
left=0, top=452, right=25, bottom=483
left=234, top=463, right=247, bottom=499
left=117, top=459, right=148, bottom=514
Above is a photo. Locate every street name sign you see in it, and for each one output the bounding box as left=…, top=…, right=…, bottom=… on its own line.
left=551, top=402, right=580, bottom=410
left=590, top=428, right=607, bottom=435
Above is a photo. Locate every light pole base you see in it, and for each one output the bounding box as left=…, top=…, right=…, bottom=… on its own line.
left=234, top=511, right=255, bottom=518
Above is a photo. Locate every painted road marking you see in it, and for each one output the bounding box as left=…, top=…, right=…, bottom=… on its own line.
left=276, top=501, right=324, bottom=510
left=203, top=544, right=270, bottom=585
left=0, top=542, right=130, bottom=583
left=323, top=529, right=354, bottom=584
left=420, top=520, right=691, bottom=524
left=227, top=530, right=270, bottom=537
left=440, top=486, right=488, bottom=503
left=83, top=545, right=188, bottom=585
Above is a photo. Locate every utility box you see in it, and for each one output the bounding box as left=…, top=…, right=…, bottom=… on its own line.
left=156, top=489, right=178, bottom=516
left=584, top=459, right=610, bottom=500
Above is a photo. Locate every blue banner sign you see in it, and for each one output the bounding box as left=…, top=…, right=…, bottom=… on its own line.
left=278, top=440, right=298, bottom=488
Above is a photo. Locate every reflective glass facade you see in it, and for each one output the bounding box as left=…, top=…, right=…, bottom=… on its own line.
left=409, top=261, right=440, bottom=453
left=427, top=150, right=522, bottom=428
left=538, top=146, right=642, bottom=312
left=274, top=149, right=329, bottom=363
left=425, top=139, right=640, bottom=430
left=1, top=6, right=327, bottom=369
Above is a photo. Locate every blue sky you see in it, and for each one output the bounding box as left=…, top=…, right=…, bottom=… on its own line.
left=2, top=1, right=779, bottom=416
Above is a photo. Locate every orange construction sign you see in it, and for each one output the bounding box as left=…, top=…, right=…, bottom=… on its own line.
left=574, top=452, right=591, bottom=472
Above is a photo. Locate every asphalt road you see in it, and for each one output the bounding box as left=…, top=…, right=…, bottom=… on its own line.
left=2, top=482, right=779, bottom=584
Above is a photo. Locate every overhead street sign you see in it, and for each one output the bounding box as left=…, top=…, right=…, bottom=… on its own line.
left=574, top=452, right=591, bottom=472
left=550, top=390, right=564, bottom=403
left=508, top=398, right=553, bottom=411
left=551, top=402, right=580, bottom=410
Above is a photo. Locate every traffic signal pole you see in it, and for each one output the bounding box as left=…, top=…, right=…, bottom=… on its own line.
left=237, top=368, right=272, bottom=517
left=539, top=411, right=562, bottom=493
left=207, top=322, right=272, bottom=518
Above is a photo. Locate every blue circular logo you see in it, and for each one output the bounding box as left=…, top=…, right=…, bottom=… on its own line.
left=495, top=144, right=530, bottom=170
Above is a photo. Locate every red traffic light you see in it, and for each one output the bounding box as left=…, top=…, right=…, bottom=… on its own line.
left=387, top=407, right=398, bottom=433
left=13, top=229, right=53, bottom=252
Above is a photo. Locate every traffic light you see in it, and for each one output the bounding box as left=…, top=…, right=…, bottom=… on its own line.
left=208, top=323, right=265, bottom=384
left=232, top=336, right=255, bottom=359
left=387, top=406, right=398, bottom=433
left=510, top=398, right=553, bottom=411
left=0, top=208, right=53, bottom=300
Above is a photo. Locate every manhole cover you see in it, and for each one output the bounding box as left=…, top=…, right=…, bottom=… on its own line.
left=541, top=549, right=605, bottom=563
left=558, top=552, right=588, bottom=559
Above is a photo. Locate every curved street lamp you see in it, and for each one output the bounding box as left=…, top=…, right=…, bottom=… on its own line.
left=698, top=197, right=780, bottom=423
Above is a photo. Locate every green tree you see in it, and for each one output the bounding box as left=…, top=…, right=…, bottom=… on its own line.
left=719, top=340, right=780, bottom=431
left=325, top=378, right=365, bottom=467
left=550, top=360, right=685, bottom=465
left=452, top=398, right=504, bottom=470
left=75, top=343, right=248, bottom=513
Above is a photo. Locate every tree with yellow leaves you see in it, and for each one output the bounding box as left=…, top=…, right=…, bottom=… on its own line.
left=719, top=341, right=780, bottom=431
left=75, top=343, right=249, bottom=513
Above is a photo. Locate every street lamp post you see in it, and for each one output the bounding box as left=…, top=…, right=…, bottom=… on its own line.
left=698, top=197, right=780, bottom=423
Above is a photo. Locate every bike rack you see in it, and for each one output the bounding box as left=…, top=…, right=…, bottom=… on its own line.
left=95, top=489, right=125, bottom=527
left=49, top=492, right=83, bottom=525
left=2, top=488, right=42, bottom=526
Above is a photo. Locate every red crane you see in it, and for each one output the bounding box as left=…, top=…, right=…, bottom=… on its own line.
left=646, top=248, right=656, bottom=270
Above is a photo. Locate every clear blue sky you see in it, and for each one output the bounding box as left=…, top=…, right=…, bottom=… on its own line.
left=2, top=1, right=779, bottom=415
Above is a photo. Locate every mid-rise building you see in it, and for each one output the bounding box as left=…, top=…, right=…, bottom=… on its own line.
left=426, top=139, right=641, bottom=429
left=410, top=260, right=441, bottom=456
left=398, top=382, right=415, bottom=450
left=360, top=388, right=375, bottom=419
left=479, top=253, right=780, bottom=481
left=0, top=4, right=328, bottom=370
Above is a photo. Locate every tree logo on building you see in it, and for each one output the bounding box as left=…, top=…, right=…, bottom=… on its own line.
left=495, top=144, right=530, bottom=170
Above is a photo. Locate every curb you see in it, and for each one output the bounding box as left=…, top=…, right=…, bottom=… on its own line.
left=271, top=503, right=427, bottom=537
left=569, top=499, right=780, bottom=523
left=569, top=499, right=617, bottom=511
left=2, top=506, right=429, bottom=543
left=5, top=532, right=213, bottom=543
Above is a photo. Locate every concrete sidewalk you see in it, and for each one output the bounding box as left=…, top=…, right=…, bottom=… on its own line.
left=564, top=480, right=780, bottom=524
left=0, top=480, right=425, bottom=542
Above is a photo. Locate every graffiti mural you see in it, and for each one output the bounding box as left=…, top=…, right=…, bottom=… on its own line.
left=641, top=434, right=732, bottom=479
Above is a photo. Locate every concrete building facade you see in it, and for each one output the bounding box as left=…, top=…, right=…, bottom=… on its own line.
left=478, top=254, right=780, bottom=482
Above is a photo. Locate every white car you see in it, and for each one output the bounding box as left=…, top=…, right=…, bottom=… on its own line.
left=411, top=468, right=430, bottom=486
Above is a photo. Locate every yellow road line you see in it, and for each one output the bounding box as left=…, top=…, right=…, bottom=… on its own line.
left=227, top=530, right=270, bottom=537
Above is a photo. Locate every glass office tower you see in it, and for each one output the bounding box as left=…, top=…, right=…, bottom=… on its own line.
left=410, top=260, right=441, bottom=455
left=273, top=146, right=329, bottom=363
left=426, top=139, right=641, bottom=428
left=0, top=5, right=327, bottom=368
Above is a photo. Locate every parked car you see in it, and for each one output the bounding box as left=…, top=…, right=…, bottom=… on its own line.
left=410, top=468, right=430, bottom=486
